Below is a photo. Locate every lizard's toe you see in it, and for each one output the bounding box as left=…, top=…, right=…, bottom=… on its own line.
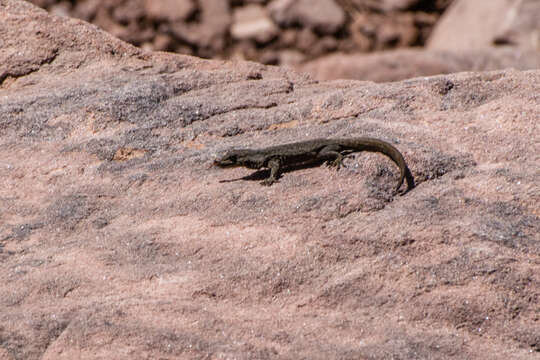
left=260, top=179, right=276, bottom=186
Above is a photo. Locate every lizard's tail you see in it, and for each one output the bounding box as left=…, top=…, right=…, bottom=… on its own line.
left=341, top=137, right=415, bottom=193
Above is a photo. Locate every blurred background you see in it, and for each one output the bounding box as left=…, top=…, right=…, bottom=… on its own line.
left=30, top=0, right=540, bottom=82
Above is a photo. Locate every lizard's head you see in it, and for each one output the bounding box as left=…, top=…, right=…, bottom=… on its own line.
left=214, top=149, right=264, bottom=169
left=214, top=151, right=241, bottom=167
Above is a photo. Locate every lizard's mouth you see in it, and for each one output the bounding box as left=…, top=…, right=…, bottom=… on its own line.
left=214, top=153, right=240, bottom=167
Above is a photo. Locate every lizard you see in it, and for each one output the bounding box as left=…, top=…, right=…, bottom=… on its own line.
left=214, top=137, right=415, bottom=194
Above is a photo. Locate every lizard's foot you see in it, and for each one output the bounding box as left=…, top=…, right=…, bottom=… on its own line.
left=326, top=158, right=343, bottom=170
left=260, top=178, right=276, bottom=186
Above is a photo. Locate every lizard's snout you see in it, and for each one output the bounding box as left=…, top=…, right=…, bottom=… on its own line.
left=214, top=154, right=238, bottom=168
left=214, top=158, right=233, bottom=168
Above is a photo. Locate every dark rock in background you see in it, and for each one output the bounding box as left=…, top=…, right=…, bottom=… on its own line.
left=27, top=0, right=452, bottom=64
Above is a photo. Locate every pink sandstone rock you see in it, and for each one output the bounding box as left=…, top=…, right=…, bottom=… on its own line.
left=1, top=1, right=539, bottom=359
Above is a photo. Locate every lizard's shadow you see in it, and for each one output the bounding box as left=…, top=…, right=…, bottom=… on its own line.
left=219, top=161, right=328, bottom=183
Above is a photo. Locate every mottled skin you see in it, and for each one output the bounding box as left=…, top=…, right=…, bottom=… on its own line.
left=214, top=137, right=415, bottom=193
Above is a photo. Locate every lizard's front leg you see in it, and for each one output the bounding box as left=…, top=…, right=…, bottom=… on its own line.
left=318, top=145, right=344, bottom=170
left=261, top=157, right=282, bottom=186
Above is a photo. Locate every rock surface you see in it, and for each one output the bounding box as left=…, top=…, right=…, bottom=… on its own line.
left=144, top=0, right=196, bottom=22
left=350, top=0, right=423, bottom=12
left=299, top=47, right=540, bottom=82
left=1, top=1, right=540, bottom=359
left=268, top=0, right=346, bottom=35
left=493, top=0, right=540, bottom=50
left=231, top=4, right=278, bottom=43
left=428, top=0, right=540, bottom=51
left=169, top=0, right=232, bottom=56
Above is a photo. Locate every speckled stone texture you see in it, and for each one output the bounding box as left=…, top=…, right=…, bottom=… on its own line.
left=1, top=1, right=539, bottom=359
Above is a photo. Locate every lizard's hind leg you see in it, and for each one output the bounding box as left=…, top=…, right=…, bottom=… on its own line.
left=318, top=145, right=345, bottom=170
left=261, top=157, right=282, bottom=186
